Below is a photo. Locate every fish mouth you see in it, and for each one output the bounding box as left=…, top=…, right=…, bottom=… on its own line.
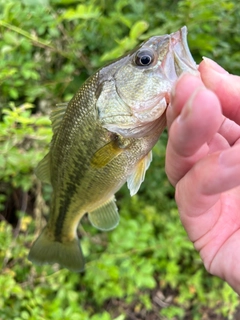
left=100, top=27, right=198, bottom=138
left=167, top=26, right=197, bottom=77
left=134, top=27, right=197, bottom=119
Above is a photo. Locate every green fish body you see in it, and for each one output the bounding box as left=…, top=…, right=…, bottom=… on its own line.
left=28, top=26, right=197, bottom=271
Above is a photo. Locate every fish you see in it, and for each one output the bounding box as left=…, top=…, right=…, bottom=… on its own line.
left=28, top=26, right=197, bottom=272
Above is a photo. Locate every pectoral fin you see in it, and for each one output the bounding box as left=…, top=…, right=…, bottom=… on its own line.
left=91, top=136, right=132, bottom=169
left=90, top=141, right=122, bottom=168
left=127, top=151, right=152, bottom=196
left=88, top=196, right=119, bottom=231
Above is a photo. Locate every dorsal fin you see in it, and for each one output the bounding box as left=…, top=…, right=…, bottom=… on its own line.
left=127, top=151, right=152, bottom=196
left=35, top=103, right=68, bottom=184
left=35, top=152, right=51, bottom=184
left=50, top=103, right=68, bottom=133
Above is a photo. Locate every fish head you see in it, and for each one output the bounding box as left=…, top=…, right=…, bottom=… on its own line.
left=96, top=26, right=198, bottom=138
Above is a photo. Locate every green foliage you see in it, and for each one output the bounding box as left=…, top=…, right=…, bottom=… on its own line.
left=1, top=0, right=240, bottom=319
left=0, top=103, right=51, bottom=190
left=1, top=0, right=240, bottom=105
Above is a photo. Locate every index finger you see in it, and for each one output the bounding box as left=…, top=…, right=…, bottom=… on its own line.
left=166, top=73, right=203, bottom=128
left=165, top=85, right=222, bottom=186
left=199, top=58, right=240, bottom=125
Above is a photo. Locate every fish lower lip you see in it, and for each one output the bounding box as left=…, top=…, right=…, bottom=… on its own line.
left=171, top=26, right=197, bottom=73
left=180, top=26, right=197, bottom=67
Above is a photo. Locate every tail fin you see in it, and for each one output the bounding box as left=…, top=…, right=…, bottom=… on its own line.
left=28, top=228, right=85, bottom=272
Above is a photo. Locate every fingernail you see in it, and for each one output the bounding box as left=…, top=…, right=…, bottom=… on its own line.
left=177, top=87, right=204, bottom=123
left=202, top=57, right=229, bottom=74
left=171, top=82, right=176, bottom=100
left=171, top=73, right=187, bottom=100
left=171, top=72, right=200, bottom=101
left=177, top=99, right=192, bottom=122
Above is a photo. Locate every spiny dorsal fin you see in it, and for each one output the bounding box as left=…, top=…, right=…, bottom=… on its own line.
left=35, top=153, right=51, bottom=184
left=35, top=103, right=68, bottom=183
left=127, top=151, right=152, bottom=196
left=50, top=102, right=68, bottom=134
left=88, top=196, right=119, bottom=231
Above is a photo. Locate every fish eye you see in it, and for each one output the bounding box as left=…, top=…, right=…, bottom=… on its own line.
left=135, top=49, right=155, bottom=67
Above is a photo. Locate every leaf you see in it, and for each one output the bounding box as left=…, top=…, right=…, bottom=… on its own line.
left=113, top=316, right=125, bottom=320
left=3, top=31, right=19, bottom=45
left=34, top=117, right=51, bottom=126
left=60, top=4, right=100, bottom=20
left=9, top=88, right=19, bottom=99
left=130, top=20, right=149, bottom=40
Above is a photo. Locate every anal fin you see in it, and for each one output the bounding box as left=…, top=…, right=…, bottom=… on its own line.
left=88, top=196, right=119, bottom=231
left=127, top=151, right=152, bottom=196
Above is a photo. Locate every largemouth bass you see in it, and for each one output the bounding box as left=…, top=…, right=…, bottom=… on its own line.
left=28, top=26, right=197, bottom=271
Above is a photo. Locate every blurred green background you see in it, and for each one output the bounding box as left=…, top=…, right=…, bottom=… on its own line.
left=1, top=0, right=240, bottom=319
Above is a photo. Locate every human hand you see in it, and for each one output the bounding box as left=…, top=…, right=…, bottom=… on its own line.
left=166, top=57, right=240, bottom=294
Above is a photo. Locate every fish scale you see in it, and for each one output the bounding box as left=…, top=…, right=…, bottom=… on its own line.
left=28, top=26, right=197, bottom=271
